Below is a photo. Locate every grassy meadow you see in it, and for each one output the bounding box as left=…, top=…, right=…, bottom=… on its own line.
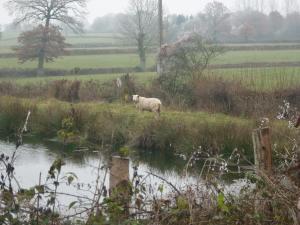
left=2, top=67, right=300, bottom=92
left=1, top=72, right=157, bottom=85
left=0, top=54, right=157, bottom=69
left=211, top=67, right=300, bottom=91
left=0, top=50, right=300, bottom=69
left=1, top=32, right=300, bottom=70
left=0, top=95, right=293, bottom=156
left=0, top=32, right=300, bottom=150
left=215, top=49, right=300, bottom=64
left=66, top=34, right=118, bottom=44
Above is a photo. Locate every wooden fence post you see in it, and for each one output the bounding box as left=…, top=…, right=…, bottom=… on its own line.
left=252, top=127, right=274, bottom=219
left=252, top=127, right=273, bottom=175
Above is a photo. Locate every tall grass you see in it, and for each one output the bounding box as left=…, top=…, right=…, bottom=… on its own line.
left=1, top=73, right=300, bottom=119
left=210, top=67, right=300, bottom=91
left=0, top=96, right=295, bottom=158
left=2, top=66, right=300, bottom=91
left=0, top=96, right=253, bottom=154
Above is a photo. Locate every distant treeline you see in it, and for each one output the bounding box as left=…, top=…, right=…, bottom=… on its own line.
left=3, top=7, right=300, bottom=45
left=86, top=8, right=300, bottom=43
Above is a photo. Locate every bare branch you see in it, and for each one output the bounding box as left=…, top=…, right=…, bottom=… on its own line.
left=5, top=0, right=87, bottom=32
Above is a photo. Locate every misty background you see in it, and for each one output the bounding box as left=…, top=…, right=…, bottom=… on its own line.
left=1, top=0, right=300, bottom=43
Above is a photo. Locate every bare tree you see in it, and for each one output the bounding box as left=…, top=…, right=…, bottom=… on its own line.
left=283, top=0, right=299, bottom=14
left=158, top=0, right=163, bottom=47
left=254, top=0, right=260, bottom=11
left=6, top=0, right=87, bottom=75
left=284, top=0, right=293, bottom=14
left=258, top=0, right=265, bottom=13
left=251, top=0, right=265, bottom=13
left=236, top=0, right=251, bottom=11
left=204, top=1, right=230, bottom=42
left=269, top=0, right=278, bottom=12
left=159, top=33, right=223, bottom=80
left=119, top=0, right=158, bottom=71
left=158, top=33, right=224, bottom=98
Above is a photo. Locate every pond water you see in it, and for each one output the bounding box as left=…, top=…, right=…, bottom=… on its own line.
left=0, top=138, right=251, bottom=215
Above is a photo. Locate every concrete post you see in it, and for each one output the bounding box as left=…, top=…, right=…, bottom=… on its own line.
left=109, top=156, right=130, bottom=191
left=109, top=156, right=131, bottom=222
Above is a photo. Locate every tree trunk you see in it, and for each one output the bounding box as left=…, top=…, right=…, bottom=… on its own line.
left=138, top=33, right=146, bottom=71
left=158, top=0, right=163, bottom=47
left=37, top=50, right=45, bottom=76
left=158, top=0, right=163, bottom=76
left=37, top=18, right=50, bottom=76
left=252, top=127, right=273, bottom=175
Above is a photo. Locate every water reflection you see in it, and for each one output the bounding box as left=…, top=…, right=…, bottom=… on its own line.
left=0, top=139, right=198, bottom=213
left=0, top=137, right=251, bottom=215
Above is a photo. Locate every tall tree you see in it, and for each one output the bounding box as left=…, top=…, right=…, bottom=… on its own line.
left=269, top=11, right=284, bottom=34
left=6, top=0, right=86, bottom=75
left=204, top=1, right=230, bottom=42
left=284, top=12, right=300, bottom=38
left=119, top=0, right=158, bottom=71
left=14, top=25, right=69, bottom=65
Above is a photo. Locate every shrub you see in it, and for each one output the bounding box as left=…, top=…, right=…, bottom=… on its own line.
left=0, top=97, right=36, bottom=134
left=49, top=79, right=81, bottom=102
left=85, top=110, right=129, bottom=150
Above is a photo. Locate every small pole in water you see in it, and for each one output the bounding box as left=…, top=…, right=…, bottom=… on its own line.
left=109, top=156, right=129, bottom=190
left=109, top=156, right=130, bottom=222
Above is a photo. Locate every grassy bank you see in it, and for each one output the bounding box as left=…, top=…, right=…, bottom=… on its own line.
left=0, top=96, right=252, bottom=154
left=0, top=96, right=294, bottom=159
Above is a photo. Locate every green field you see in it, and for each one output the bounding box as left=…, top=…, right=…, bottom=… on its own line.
left=1, top=30, right=300, bottom=69
left=1, top=31, right=300, bottom=92
left=0, top=32, right=123, bottom=49
left=0, top=50, right=299, bottom=69
left=215, top=50, right=300, bottom=64
left=1, top=72, right=156, bottom=85
left=65, top=34, right=121, bottom=45
left=2, top=66, right=300, bottom=91
left=0, top=54, right=157, bottom=69
left=212, top=67, right=300, bottom=90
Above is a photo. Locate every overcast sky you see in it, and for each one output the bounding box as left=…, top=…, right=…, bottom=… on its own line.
left=0, top=0, right=236, bottom=26
left=0, top=0, right=299, bottom=27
